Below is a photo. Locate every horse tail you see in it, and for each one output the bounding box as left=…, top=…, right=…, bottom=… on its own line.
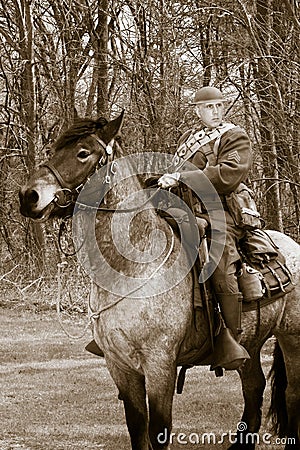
left=268, top=339, right=288, bottom=437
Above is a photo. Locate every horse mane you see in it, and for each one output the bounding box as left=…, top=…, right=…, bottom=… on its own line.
left=54, top=117, right=108, bottom=152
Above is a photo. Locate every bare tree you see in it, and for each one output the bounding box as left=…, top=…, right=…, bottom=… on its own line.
left=0, top=0, right=299, bottom=294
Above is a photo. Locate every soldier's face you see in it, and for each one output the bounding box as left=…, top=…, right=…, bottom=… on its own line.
left=195, top=102, right=225, bottom=129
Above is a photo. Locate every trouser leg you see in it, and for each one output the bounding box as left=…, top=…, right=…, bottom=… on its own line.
left=211, top=265, right=242, bottom=339
left=215, top=292, right=242, bottom=340
left=208, top=217, right=250, bottom=370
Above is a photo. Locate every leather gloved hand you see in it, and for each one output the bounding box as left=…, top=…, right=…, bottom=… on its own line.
left=158, top=172, right=181, bottom=189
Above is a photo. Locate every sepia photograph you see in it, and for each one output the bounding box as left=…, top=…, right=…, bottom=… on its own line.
left=0, top=1, right=299, bottom=449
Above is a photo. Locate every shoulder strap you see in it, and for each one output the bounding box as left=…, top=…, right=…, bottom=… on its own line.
left=200, top=134, right=222, bottom=166
left=173, top=123, right=236, bottom=169
left=213, top=135, right=222, bottom=157
left=201, top=143, right=217, bottom=166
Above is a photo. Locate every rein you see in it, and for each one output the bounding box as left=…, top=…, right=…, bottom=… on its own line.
left=88, top=224, right=175, bottom=320
left=57, top=187, right=162, bottom=257
left=56, top=224, right=175, bottom=339
left=50, top=133, right=175, bottom=335
left=45, top=134, right=161, bottom=214
left=48, top=134, right=162, bottom=255
left=75, top=186, right=161, bottom=213
left=56, top=262, right=93, bottom=340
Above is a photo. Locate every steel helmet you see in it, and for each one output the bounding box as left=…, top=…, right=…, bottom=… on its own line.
left=192, top=86, right=226, bottom=104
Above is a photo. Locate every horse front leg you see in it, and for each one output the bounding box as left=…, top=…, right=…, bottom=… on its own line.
left=106, top=361, right=151, bottom=450
left=122, top=379, right=150, bottom=450
left=146, top=360, right=177, bottom=450
left=229, top=349, right=266, bottom=450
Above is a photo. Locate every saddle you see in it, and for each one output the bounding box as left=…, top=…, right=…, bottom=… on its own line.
left=150, top=185, right=295, bottom=386
left=159, top=206, right=295, bottom=310
left=175, top=227, right=295, bottom=392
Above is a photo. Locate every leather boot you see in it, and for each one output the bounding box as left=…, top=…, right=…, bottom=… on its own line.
left=210, top=293, right=250, bottom=370
left=218, top=292, right=243, bottom=340
left=85, top=339, right=104, bottom=357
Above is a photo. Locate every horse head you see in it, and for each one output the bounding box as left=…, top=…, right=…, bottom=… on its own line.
left=19, top=111, right=124, bottom=221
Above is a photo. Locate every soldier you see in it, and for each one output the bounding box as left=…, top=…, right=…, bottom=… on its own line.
left=158, top=86, right=253, bottom=370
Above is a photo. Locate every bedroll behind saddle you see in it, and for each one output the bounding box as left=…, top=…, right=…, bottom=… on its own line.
left=238, top=229, right=295, bottom=305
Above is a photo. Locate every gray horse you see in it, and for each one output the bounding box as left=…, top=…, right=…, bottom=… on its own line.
left=19, top=112, right=300, bottom=449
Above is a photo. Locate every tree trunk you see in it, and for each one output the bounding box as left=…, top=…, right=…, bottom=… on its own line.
left=20, top=0, right=45, bottom=272
left=96, top=0, right=109, bottom=117
left=252, top=0, right=283, bottom=230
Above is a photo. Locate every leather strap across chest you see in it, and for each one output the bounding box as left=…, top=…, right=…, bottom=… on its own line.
left=173, top=123, right=236, bottom=169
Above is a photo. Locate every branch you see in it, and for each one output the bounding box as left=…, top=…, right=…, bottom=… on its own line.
left=0, top=265, right=20, bottom=281
left=235, top=0, right=285, bottom=110
left=251, top=177, right=300, bottom=189
left=282, top=0, right=300, bottom=30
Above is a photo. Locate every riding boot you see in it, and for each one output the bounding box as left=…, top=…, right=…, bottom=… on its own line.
left=210, top=293, right=250, bottom=371
left=85, top=339, right=104, bottom=357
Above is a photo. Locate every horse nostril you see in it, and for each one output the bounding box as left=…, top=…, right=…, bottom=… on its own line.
left=25, top=189, right=39, bottom=205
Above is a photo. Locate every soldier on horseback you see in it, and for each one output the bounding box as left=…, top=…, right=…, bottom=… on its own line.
left=19, top=102, right=300, bottom=447
left=158, top=86, right=256, bottom=370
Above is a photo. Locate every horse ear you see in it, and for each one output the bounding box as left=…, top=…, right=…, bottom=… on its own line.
left=100, top=110, right=124, bottom=143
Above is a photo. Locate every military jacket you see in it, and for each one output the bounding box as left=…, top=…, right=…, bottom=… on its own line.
left=179, top=126, right=252, bottom=196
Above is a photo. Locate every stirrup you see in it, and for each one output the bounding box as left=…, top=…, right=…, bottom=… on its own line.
left=210, top=327, right=250, bottom=371
left=85, top=339, right=104, bottom=357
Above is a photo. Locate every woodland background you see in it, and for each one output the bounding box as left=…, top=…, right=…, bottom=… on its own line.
left=0, top=0, right=299, bottom=305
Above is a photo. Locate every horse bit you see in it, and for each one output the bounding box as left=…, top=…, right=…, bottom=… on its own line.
left=42, top=133, right=161, bottom=255
left=43, top=134, right=117, bottom=210
left=43, top=134, right=159, bottom=215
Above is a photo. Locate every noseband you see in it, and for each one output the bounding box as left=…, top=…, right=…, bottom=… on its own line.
left=43, top=133, right=161, bottom=217
left=43, top=134, right=115, bottom=208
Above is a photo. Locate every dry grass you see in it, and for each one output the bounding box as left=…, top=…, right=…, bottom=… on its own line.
left=0, top=307, right=284, bottom=450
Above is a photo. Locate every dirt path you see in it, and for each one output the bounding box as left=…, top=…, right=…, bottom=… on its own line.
left=0, top=308, right=283, bottom=449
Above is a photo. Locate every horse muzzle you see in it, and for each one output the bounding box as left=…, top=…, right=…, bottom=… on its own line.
left=19, top=187, right=55, bottom=220
left=19, top=184, right=77, bottom=221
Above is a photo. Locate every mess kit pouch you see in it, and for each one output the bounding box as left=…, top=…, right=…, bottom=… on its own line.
left=239, top=230, right=294, bottom=300
left=225, top=183, right=261, bottom=230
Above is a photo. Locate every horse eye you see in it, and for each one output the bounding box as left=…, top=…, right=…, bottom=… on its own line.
left=77, top=149, right=91, bottom=160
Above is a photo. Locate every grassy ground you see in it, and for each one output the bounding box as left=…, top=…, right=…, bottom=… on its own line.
left=0, top=307, right=285, bottom=450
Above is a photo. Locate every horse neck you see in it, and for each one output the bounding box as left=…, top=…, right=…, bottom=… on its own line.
left=95, top=154, right=164, bottom=275
left=99, top=151, right=144, bottom=209
left=82, top=152, right=193, bottom=308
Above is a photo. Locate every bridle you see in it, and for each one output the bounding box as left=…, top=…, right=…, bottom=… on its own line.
left=43, top=133, right=117, bottom=257
left=43, top=133, right=116, bottom=209
left=45, top=132, right=175, bottom=324
left=43, top=133, right=161, bottom=214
